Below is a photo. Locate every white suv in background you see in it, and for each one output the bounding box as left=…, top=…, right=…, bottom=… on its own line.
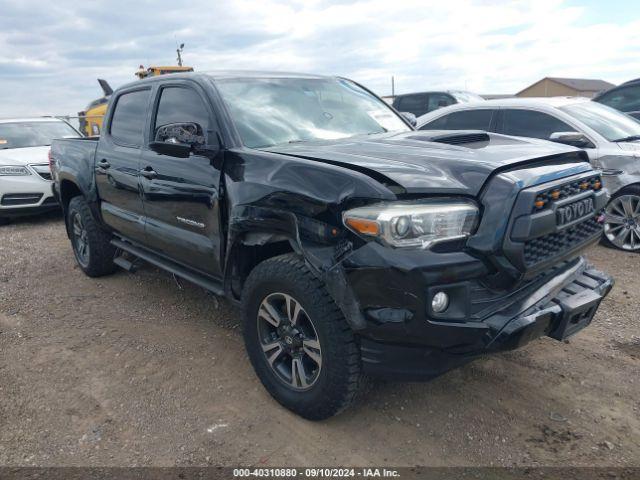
left=0, top=118, right=81, bottom=225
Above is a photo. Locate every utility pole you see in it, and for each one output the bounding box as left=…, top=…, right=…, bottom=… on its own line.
left=176, top=43, right=185, bottom=67
left=391, top=76, right=395, bottom=97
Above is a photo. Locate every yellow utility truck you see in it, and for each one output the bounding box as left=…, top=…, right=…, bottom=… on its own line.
left=78, top=65, right=193, bottom=137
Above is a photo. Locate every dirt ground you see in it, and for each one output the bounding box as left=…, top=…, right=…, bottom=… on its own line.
left=0, top=212, right=638, bottom=467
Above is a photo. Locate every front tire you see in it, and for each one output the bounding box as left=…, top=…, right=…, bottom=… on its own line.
left=602, top=185, right=640, bottom=251
left=242, top=254, right=366, bottom=420
left=67, top=196, right=118, bottom=277
left=0, top=217, right=9, bottom=226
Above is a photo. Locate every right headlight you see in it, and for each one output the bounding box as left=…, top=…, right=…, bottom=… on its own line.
left=0, top=166, right=31, bottom=176
left=343, top=199, right=479, bottom=249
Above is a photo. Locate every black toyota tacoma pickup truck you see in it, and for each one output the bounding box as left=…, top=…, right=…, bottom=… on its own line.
left=51, top=71, right=613, bottom=420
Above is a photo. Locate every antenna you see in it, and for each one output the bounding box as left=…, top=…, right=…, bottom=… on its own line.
left=176, top=43, right=185, bottom=67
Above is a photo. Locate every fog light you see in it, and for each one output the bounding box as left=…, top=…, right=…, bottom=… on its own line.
left=431, top=292, right=449, bottom=313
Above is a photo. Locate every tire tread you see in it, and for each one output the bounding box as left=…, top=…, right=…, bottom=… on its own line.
left=242, top=253, right=367, bottom=420
left=68, top=196, right=117, bottom=277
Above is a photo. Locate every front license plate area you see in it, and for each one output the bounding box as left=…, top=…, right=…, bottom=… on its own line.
left=548, top=289, right=602, bottom=341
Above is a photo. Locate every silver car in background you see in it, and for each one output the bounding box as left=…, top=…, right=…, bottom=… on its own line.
left=417, top=97, right=640, bottom=252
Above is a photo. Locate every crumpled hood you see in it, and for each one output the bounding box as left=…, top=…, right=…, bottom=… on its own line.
left=264, top=131, right=590, bottom=196
left=0, top=146, right=51, bottom=166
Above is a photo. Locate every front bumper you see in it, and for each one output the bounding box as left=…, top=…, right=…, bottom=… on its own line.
left=0, top=172, right=58, bottom=217
left=345, top=252, right=613, bottom=380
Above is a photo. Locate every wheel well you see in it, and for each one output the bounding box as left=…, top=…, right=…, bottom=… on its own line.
left=59, top=180, right=83, bottom=210
left=612, top=182, right=640, bottom=196
left=227, top=239, right=296, bottom=299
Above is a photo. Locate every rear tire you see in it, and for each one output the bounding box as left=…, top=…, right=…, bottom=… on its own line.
left=601, top=185, right=640, bottom=252
left=242, top=253, right=367, bottom=420
left=67, top=196, right=118, bottom=277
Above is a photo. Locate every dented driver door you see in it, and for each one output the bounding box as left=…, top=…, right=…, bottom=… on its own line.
left=139, top=82, right=223, bottom=277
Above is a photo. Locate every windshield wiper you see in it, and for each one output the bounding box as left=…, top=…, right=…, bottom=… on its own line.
left=612, top=135, right=640, bottom=142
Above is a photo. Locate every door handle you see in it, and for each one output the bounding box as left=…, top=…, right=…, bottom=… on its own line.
left=140, top=167, right=158, bottom=180
left=98, top=159, right=111, bottom=169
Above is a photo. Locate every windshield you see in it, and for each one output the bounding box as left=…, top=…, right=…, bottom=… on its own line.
left=215, top=77, right=411, bottom=148
left=560, top=102, right=640, bottom=142
left=450, top=91, right=485, bottom=103
left=0, top=121, right=80, bottom=149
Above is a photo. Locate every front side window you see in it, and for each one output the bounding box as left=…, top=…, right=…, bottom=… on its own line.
left=596, top=85, right=640, bottom=113
left=215, top=77, right=410, bottom=148
left=420, top=109, right=494, bottom=130
left=0, top=121, right=80, bottom=149
left=110, top=89, right=151, bottom=146
left=502, top=109, right=572, bottom=140
left=561, top=101, right=640, bottom=142
left=154, top=86, right=210, bottom=135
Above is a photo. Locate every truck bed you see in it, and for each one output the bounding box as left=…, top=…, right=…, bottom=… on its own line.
left=51, top=137, right=100, bottom=203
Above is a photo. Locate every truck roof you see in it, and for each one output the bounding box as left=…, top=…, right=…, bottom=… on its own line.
left=117, top=70, right=332, bottom=90
left=0, top=117, right=69, bottom=124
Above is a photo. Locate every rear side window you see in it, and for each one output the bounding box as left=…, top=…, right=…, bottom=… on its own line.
left=396, top=94, right=429, bottom=117
left=421, top=109, right=493, bottom=130
left=502, top=109, right=572, bottom=140
left=110, top=89, right=151, bottom=146
left=154, top=86, right=210, bottom=134
left=596, top=85, right=640, bottom=113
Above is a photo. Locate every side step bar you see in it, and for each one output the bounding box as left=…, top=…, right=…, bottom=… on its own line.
left=111, top=238, right=224, bottom=296
left=113, top=255, right=138, bottom=273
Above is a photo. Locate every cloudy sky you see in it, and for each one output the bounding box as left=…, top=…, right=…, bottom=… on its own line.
left=1, top=0, right=639, bottom=118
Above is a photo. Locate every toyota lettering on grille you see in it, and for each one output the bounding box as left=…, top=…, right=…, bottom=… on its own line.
left=556, top=198, right=595, bottom=227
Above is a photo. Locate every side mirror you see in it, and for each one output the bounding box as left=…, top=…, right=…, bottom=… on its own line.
left=400, top=112, right=417, bottom=127
left=149, top=122, right=206, bottom=158
left=549, top=131, right=594, bottom=148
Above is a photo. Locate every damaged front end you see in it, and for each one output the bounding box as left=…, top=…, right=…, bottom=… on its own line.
left=221, top=144, right=613, bottom=382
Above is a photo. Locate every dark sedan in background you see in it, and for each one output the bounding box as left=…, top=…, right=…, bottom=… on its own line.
left=594, top=78, right=640, bottom=120
left=392, top=90, right=484, bottom=118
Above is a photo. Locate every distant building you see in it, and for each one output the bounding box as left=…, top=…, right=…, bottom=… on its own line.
left=516, top=77, right=615, bottom=98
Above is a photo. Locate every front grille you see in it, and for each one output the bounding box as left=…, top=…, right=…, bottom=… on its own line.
left=523, top=216, right=602, bottom=267
left=532, top=175, right=602, bottom=213
left=1, top=193, right=43, bottom=206
left=503, top=172, right=607, bottom=275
